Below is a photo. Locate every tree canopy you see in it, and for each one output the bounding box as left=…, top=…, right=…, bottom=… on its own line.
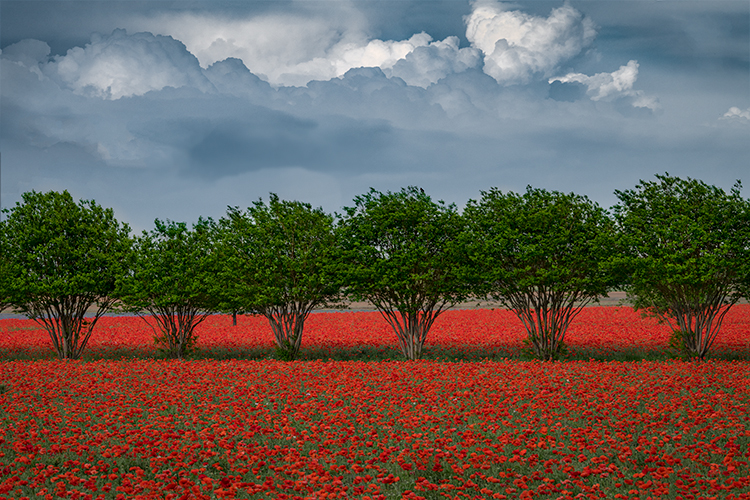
left=216, top=194, right=342, bottom=360
left=0, top=229, right=9, bottom=313
left=337, top=187, right=470, bottom=360
left=115, top=218, right=219, bottom=359
left=463, top=186, right=617, bottom=360
left=613, top=173, right=750, bottom=358
left=0, top=190, right=131, bottom=359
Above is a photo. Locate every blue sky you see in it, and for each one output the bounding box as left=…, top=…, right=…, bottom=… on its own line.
left=1, top=0, right=748, bottom=231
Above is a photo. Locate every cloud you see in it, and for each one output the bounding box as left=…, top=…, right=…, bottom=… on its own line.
left=280, top=32, right=434, bottom=86
left=1, top=38, right=50, bottom=66
left=1, top=39, right=51, bottom=82
left=266, top=32, right=480, bottom=88
left=552, top=60, right=639, bottom=101
left=202, top=57, right=275, bottom=100
left=721, top=106, right=750, bottom=122
left=464, top=0, right=596, bottom=84
left=0, top=22, right=664, bottom=182
left=386, top=36, right=481, bottom=88
left=131, top=7, right=369, bottom=75
left=2, top=0, right=749, bottom=237
left=43, top=29, right=214, bottom=99
left=2, top=42, right=451, bottom=176
left=133, top=10, right=451, bottom=87
left=131, top=6, right=483, bottom=88
left=549, top=60, right=660, bottom=110
left=119, top=1, right=599, bottom=89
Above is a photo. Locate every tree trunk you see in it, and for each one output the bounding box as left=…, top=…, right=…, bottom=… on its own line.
left=668, top=300, right=734, bottom=359
left=147, top=306, right=205, bottom=359
left=33, top=298, right=101, bottom=360
left=265, top=304, right=312, bottom=360
left=509, top=290, right=585, bottom=361
left=377, top=306, right=444, bottom=360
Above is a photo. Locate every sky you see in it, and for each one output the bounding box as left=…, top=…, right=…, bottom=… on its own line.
left=1, top=0, right=748, bottom=232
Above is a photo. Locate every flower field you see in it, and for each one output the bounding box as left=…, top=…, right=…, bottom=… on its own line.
left=1, top=306, right=750, bottom=361
left=1, top=306, right=750, bottom=499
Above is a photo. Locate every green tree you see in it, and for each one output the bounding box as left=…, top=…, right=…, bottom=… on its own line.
left=210, top=240, right=251, bottom=328
left=338, top=187, right=470, bottom=360
left=613, top=173, right=750, bottom=358
left=116, top=219, right=219, bottom=359
left=217, top=194, right=342, bottom=360
left=463, top=186, right=617, bottom=360
left=0, top=190, right=131, bottom=359
left=0, top=228, right=8, bottom=313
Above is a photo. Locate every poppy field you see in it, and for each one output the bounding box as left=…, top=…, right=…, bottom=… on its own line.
left=1, top=306, right=750, bottom=499
left=1, top=306, right=750, bottom=361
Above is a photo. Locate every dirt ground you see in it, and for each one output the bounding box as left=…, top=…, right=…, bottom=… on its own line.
left=3, top=292, right=745, bottom=319
left=316, top=291, right=632, bottom=312
left=0, top=293, right=632, bottom=319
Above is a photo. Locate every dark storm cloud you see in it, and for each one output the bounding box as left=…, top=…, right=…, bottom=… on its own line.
left=577, top=1, right=750, bottom=71
left=182, top=114, right=403, bottom=177
left=548, top=80, right=586, bottom=102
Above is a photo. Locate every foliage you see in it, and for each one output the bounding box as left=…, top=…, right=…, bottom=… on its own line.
left=208, top=227, right=252, bottom=328
left=463, top=186, right=618, bottom=360
left=613, top=173, right=750, bottom=359
left=0, top=190, right=131, bottom=359
left=337, top=186, right=470, bottom=360
left=217, top=194, right=342, bottom=360
left=0, top=228, right=8, bottom=314
left=115, top=219, right=219, bottom=359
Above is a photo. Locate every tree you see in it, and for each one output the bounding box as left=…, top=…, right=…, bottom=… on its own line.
left=116, top=219, right=219, bottom=359
left=0, top=190, right=131, bottom=359
left=216, top=194, right=342, bottom=360
left=0, top=228, right=8, bottom=314
left=613, top=173, right=750, bottom=359
left=210, top=242, right=251, bottom=328
left=463, top=186, right=617, bottom=360
left=337, top=187, right=470, bottom=360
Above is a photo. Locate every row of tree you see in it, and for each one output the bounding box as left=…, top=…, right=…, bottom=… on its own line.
left=1, top=174, right=749, bottom=361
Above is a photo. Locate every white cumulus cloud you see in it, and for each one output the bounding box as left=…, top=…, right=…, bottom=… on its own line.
left=132, top=9, right=480, bottom=88
left=43, top=29, right=214, bottom=99
left=465, top=0, right=596, bottom=84
left=1, top=39, right=51, bottom=67
left=549, top=60, right=660, bottom=110
left=123, top=2, right=597, bottom=88
left=387, top=36, right=481, bottom=88
left=132, top=7, right=368, bottom=74
left=280, top=32, right=434, bottom=86
left=722, top=106, right=750, bottom=121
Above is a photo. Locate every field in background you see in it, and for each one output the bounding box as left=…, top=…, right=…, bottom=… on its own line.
left=1, top=305, right=750, bottom=361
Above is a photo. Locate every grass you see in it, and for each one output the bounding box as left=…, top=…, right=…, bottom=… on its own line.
left=2, top=344, right=750, bottom=363
left=0, top=324, right=39, bottom=332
